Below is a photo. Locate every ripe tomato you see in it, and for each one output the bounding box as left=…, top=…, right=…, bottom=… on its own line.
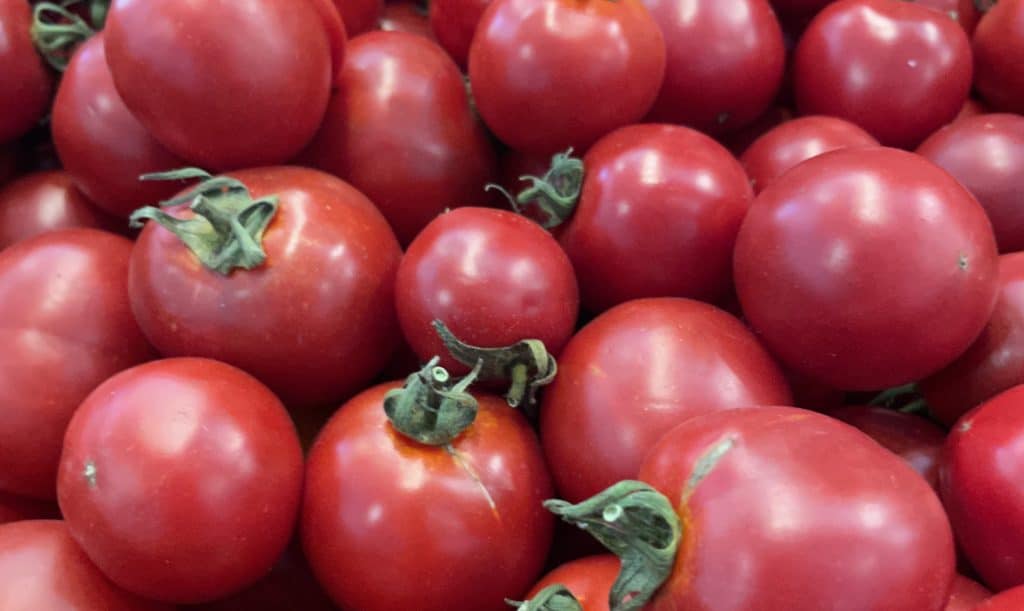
left=734, top=147, right=999, bottom=391
left=643, top=0, right=786, bottom=135
left=540, top=298, right=791, bottom=503
left=559, top=125, right=753, bottom=311
left=525, top=555, right=619, bottom=611
left=430, top=0, right=490, bottom=68
left=944, top=574, right=991, bottom=611
left=129, top=167, right=401, bottom=410
left=740, top=116, right=879, bottom=193
left=333, top=0, right=383, bottom=34
left=0, top=491, right=58, bottom=525
left=0, top=170, right=115, bottom=249
left=103, top=0, right=332, bottom=169
left=0, top=0, right=52, bottom=144
left=57, top=358, right=304, bottom=604
left=468, top=0, right=666, bottom=154
left=975, top=586, right=1024, bottom=610
left=793, top=0, right=972, bottom=148
left=379, top=2, right=434, bottom=38
left=0, top=229, right=153, bottom=499
left=972, top=0, right=1024, bottom=115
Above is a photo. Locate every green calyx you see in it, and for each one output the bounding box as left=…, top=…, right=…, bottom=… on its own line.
left=129, top=168, right=279, bottom=275
left=31, top=0, right=109, bottom=72
left=488, top=149, right=584, bottom=229
left=506, top=585, right=583, bottom=611
left=869, top=382, right=930, bottom=414
left=383, top=357, right=484, bottom=446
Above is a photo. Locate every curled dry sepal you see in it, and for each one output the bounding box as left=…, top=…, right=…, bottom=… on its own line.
left=487, top=149, right=584, bottom=229
left=383, top=356, right=485, bottom=446
left=31, top=0, right=109, bottom=72
left=506, top=584, right=584, bottom=611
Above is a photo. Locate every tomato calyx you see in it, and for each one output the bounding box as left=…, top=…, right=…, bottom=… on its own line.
left=973, top=0, right=998, bottom=11
left=870, top=383, right=930, bottom=414
left=129, top=168, right=279, bottom=275
left=31, top=0, right=109, bottom=72
left=506, top=584, right=584, bottom=611
left=488, top=149, right=584, bottom=229
left=383, top=356, right=485, bottom=446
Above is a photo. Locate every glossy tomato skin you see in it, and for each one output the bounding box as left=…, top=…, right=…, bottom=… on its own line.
left=976, top=585, right=1024, bottom=610
left=430, top=0, right=490, bottom=68
left=643, top=0, right=786, bottom=135
left=0, top=229, right=153, bottom=499
left=917, top=114, right=1024, bottom=253
left=0, top=520, right=170, bottom=611
left=559, top=124, right=753, bottom=312
left=734, top=147, right=999, bottom=391
left=303, top=32, right=496, bottom=245
left=794, top=0, right=972, bottom=148
left=0, top=491, right=59, bottom=525
left=740, top=116, right=879, bottom=193
left=396, top=207, right=579, bottom=372
left=526, top=555, right=618, bottom=611
left=469, top=0, right=666, bottom=154
left=57, top=358, right=304, bottom=604
left=641, top=407, right=956, bottom=611
left=334, top=0, right=383, bottom=34
left=379, top=2, right=434, bottom=38
left=944, top=574, right=991, bottom=611
left=104, top=0, right=332, bottom=170
left=915, top=0, right=979, bottom=34
left=302, top=383, right=554, bottom=611
left=0, top=0, right=52, bottom=144
left=540, top=298, right=792, bottom=503
left=0, top=171, right=115, bottom=249
left=973, top=0, right=1024, bottom=115
left=129, top=167, right=401, bottom=410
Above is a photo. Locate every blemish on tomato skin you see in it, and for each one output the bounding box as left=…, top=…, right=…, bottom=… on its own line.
left=958, top=252, right=969, bottom=270
left=83, top=460, right=98, bottom=488
left=958, top=419, right=972, bottom=433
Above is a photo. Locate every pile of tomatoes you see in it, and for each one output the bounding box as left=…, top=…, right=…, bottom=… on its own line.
left=1, top=0, right=1024, bottom=609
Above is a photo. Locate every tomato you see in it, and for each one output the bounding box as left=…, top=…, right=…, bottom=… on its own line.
left=944, top=574, right=991, bottom=611
left=57, top=358, right=304, bottom=604
left=379, top=2, right=434, bottom=38
left=0, top=229, right=153, bottom=499
left=0, top=491, right=58, bottom=525
left=103, top=0, right=332, bottom=170
left=0, top=170, right=116, bottom=249
left=941, top=385, right=1024, bottom=591
left=643, top=0, right=786, bottom=135
left=976, top=586, right=1024, bottom=611
left=302, top=380, right=554, bottom=611
left=308, top=0, right=348, bottom=77
left=430, top=0, right=490, bottom=68
left=334, top=0, right=383, bottom=35
left=558, top=124, right=753, bottom=311
left=0, top=0, right=52, bottom=144
left=972, top=0, right=1024, bottom=115
left=740, top=116, right=879, bottom=193
left=396, top=207, right=578, bottom=372
left=734, top=147, right=999, bottom=391
left=302, top=32, right=496, bottom=245
left=793, top=0, right=973, bottom=148
left=468, top=0, right=666, bottom=154
left=540, top=298, right=791, bottom=503
left=918, top=114, right=1024, bottom=253
left=525, top=555, right=619, bottom=611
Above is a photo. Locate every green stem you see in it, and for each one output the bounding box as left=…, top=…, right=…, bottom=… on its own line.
left=31, top=2, right=98, bottom=72
left=506, top=585, right=583, bottom=611
left=869, top=383, right=920, bottom=409
left=383, top=357, right=484, bottom=446
left=487, top=149, right=584, bottom=229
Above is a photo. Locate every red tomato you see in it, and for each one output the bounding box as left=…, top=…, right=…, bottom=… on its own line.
left=0, top=0, right=52, bottom=144
left=379, top=2, right=434, bottom=38
left=0, top=229, right=153, bottom=499
left=740, top=116, right=879, bottom=193
left=643, top=0, right=786, bottom=135
left=794, top=0, right=973, bottom=148
left=525, top=555, right=619, bottom=611
left=918, top=114, right=1024, bottom=253
left=975, top=585, right=1024, bottom=610
left=734, top=147, right=999, bottom=391
left=307, top=0, right=348, bottom=77
left=944, top=574, right=991, bottom=611
left=302, top=32, right=496, bottom=245
left=396, top=207, right=579, bottom=372
left=0, top=520, right=170, bottom=610
left=0, top=491, right=58, bottom=525
left=559, top=124, right=753, bottom=311
left=639, top=407, right=955, bottom=610
left=468, top=0, right=666, bottom=154
left=541, top=298, right=792, bottom=503
left=57, top=358, right=304, bottom=604
left=302, top=382, right=554, bottom=611
left=103, top=0, right=332, bottom=169
left=0, top=170, right=115, bottom=249
left=430, top=0, right=490, bottom=68
left=334, top=0, right=383, bottom=34
left=972, top=0, right=1024, bottom=115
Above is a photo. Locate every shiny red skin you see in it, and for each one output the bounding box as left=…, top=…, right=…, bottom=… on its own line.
left=975, top=586, right=1024, bottom=610
left=559, top=124, right=754, bottom=312
left=430, top=0, right=490, bottom=68
left=922, top=253, right=1024, bottom=427
left=973, top=0, right=1024, bottom=115
left=303, top=32, right=496, bottom=245
left=302, top=383, right=554, bottom=611
left=309, top=0, right=348, bottom=78
left=915, top=0, right=979, bottom=34
left=0, top=229, right=153, bottom=499
left=0, top=491, right=58, bottom=525
left=540, top=298, right=792, bottom=503
left=527, top=555, right=619, bottom=611
left=643, top=0, right=786, bottom=135
left=0, top=521, right=170, bottom=611
left=469, top=0, right=666, bottom=154
left=396, top=207, right=579, bottom=372
left=379, top=2, right=434, bottom=38
left=918, top=114, right=1024, bottom=253
left=129, top=167, right=401, bottom=410
left=0, top=0, right=52, bottom=144
left=941, top=385, right=1024, bottom=591
left=794, top=0, right=973, bottom=148
left=944, top=574, right=991, bottom=611
left=641, top=407, right=956, bottom=611
left=104, top=0, right=332, bottom=170
left=334, top=0, right=383, bottom=34
left=734, top=147, right=999, bottom=391
left=57, top=358, right=304, bottom=604
left=740, top=116, right=879, bottom=193
left=0, top=171, right=115, bottom=249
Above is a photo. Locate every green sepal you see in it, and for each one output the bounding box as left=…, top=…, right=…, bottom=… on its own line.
left=383, top=357, right=484, bottom=446
left=506, top=584, right=584, bottom=611
left=487, top=149, right=584, bottom=229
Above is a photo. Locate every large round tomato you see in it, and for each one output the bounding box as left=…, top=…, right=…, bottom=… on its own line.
left=0, top=492, right=58, bottom=525
left=793, top=0, right=972, bottom=148
left=0, top=171, right=115, bottom=249
left=734, top=147, right=999, bottom=391
left=540, top=298, right=791, bottom=503
left=302, top=31, right=496, bottom=245
left=0, top=229, right=153, bottom=499
left=0, top=0, right=52, bottom=144
left=129, top=167, right=401, bottom=410
left=430, top=0, right=490, bottom=68
left=103, top=0, right=333, bottom=169
left=972, top=0, right=1024, bottom=115
left=524, top=555, right=619, bottom=611
left=643, top=0, right=786, bottom=135
left=944, top=574, right=991, bottom=611
left=468, top=0, right=666, bottom=154
left=57, top=358, right=304, bottom=604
